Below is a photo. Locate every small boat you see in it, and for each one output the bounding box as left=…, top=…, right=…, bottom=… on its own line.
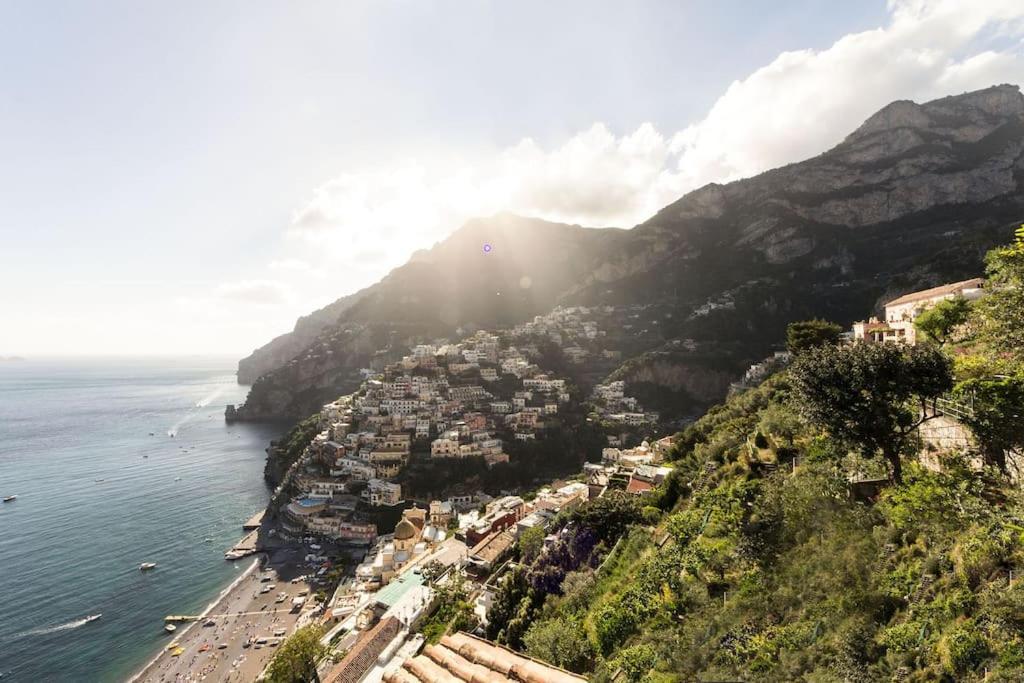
left=149, top=432, right=155, bottom=436
left=174, top=477, right=181, bottom=481
left=140, top=562, right=158, bottom=571
left=2, top=496, right=16, bottom=503
left=95, top=479, right=105, bottom=484
left=84, top=614, right=102, bottom=624
left=165, top=624, right=177, bottom=634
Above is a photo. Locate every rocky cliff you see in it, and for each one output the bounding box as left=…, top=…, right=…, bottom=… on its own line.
left=236, top=84, right=1024, bottom=421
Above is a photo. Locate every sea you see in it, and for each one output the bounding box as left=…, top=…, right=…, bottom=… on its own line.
left=0, top=357, right=285, bottom=682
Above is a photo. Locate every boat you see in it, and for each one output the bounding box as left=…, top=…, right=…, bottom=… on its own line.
left=84, top=614, right=102, bottom=624
left=2, top=496, right=16, bottom=503
left=164, top=624, right=177, bottom=634
left=140, top=562, right=157, bottom=571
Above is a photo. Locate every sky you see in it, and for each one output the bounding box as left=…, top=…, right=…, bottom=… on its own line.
left=2, top=0, right=1023, bottom=358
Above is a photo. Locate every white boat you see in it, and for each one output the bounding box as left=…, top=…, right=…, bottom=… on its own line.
left=2, top=496, right=16, bottom=503
left=164, top=624, right=177, bottom=633
left=84, top=614, right=102, bottom=624
left=140, top=562, right=158, bottom=571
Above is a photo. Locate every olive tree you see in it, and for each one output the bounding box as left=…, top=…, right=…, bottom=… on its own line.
left=786, top=319, right=843, bottom=354
left=789, top=342, right=953, bottom=483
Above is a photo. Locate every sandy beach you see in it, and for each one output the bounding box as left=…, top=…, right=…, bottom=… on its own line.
left=130, top=547, right=312, bottom=683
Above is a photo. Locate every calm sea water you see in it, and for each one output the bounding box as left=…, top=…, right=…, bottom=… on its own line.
left=0, top=358, right=283, bottom=682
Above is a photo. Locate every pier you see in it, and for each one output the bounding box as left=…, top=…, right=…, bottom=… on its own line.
left=224, top=528, right=260, bottom=560
left=242, top=510, right=265, bottom=531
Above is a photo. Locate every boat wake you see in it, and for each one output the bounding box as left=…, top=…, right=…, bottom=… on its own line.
left=18, top=614, right=101, bottom=637
left=167, top=384, right=227, bottom=437
left=195, top=385, right=225, bottom=409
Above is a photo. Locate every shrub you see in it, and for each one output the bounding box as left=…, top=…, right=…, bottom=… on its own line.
left=616, top=643, right=658, bottom=682
left=938, top=620, right=989, bottom=674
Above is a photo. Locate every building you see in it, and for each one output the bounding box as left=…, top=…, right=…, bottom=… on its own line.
left=323, top=616, right=402, bottom=683
left=853, top=278, right=985, bottom=345
left=382, top=632, right=587, bottom=683
left=428, top=500, right=453, bottom=528
left=465, top=496, right=525, bottom=546
left=466, top=530, right=516, bottom=575
left=363, top=479, right=402, bottom=507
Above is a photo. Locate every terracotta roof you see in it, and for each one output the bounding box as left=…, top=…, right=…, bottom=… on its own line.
left=885, top=278, right=984, bottom=308
left=382, top=632, right=587, bottom=683
left=626, top=477, right=654, bottom=494
left=469, top=530, right=515, bottom=565
left=324, top=616, right=402, bottom=683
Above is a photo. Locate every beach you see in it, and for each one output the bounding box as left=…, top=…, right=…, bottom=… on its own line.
left=131, top=547, right=312, bottom=683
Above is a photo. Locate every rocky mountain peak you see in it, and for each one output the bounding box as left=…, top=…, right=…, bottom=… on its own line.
left=843, top=83, right=1024, bottom=147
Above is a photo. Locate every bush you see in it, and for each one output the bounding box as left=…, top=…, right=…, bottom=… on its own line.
left=523, top=617, right=595, bottom=673
left=616, top=643, right=658, bottom=682
left=939, top=620, right=989, bottom=674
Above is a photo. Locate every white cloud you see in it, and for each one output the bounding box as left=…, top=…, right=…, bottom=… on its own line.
left=214, top=279, right=291, bottom=305
left=279, top=0, right=1024, bottom=292
left=173, top=279, right=292, bottom=323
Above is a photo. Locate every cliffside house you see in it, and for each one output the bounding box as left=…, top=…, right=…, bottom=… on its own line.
left=852, top=278, right=985, bottom=345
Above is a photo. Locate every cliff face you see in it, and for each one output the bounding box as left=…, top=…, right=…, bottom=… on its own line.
left=233, top=215, right=626, bottom=420
left=237, top=84, right=1024, bottom=421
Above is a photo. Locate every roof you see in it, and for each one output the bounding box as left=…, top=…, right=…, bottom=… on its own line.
left=324, top=616, right=402, bottom=683
left=382, top=632, right=587, bottom=683
left=375, top=570, right=426, bottom=608
left=626, top=477, right=655, bottom=494
left=469, top=530, right=515, bottom=565
left=395, top=519, right=418, bottom=541
left=885, top=278, right=984, bottom=307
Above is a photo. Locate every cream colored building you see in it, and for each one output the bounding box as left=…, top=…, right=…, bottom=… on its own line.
left=853, top=278, right=984, bottom=345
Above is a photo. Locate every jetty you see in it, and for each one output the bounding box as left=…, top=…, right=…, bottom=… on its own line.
left=242, top=510, right=265, bottom=531
left=225, top=528, right=260, bottom=560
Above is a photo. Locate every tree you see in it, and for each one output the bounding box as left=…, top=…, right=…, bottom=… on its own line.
left=955, top=375, right=1024, bottom=471
left=264, top=625, right=326, bottom=683
left=789, top=342, right=953, bottom=483
left=523, top=617, right=596, bottom=673
left=978, top=225, right=1024, bottom=359
left=569, top=492, right=644, bottom=544
left=786, top=319, right=843, bottom=354
left=517, top=525, right=546, bottom=564
left=914, top=296, right=971, bottom=345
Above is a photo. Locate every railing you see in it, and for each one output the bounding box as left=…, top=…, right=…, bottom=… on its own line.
left=932, top=394, right=975, bottom=421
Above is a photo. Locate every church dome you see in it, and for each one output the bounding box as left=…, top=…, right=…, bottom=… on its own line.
left=395, top=518, right=418, bottom=541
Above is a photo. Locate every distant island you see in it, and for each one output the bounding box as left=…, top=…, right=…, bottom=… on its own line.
left=0, top=356, right=26, bottom=362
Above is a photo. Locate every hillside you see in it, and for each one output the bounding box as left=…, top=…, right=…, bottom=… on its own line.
left=235, top=84, right=1024, bottom=421
left=479, top=232, right=1024, bottom=681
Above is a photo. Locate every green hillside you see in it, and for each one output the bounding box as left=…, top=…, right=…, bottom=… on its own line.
left=483, top=230, right=1024, bottom=682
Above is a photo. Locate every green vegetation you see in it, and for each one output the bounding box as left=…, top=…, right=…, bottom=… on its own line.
left=478, top=229, right=1024, bottom=682
left=265, top=413, right=320, bottom=486
left=264, top=625, right=326, bottom=683
left=419, top=573, right=477, bottom=643
left=790, top=342, right=953, bottom=482
left=914, top=296, right=971, bottom=345
left=786, top=318, right=843, bottom=354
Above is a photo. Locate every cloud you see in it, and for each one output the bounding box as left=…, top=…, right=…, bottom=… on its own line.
left=281, top=0, right=1024, bottom=290
left=214, top=279, right=291, bottom=305
left=268, top=258, right=327, bottom=279
left=174, top=279, right=292, bottom=321
left=667, top=0, right=1024, bottom=191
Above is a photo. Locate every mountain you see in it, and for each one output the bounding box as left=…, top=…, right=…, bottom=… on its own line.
left=234, top=84, right=1024, bottom=421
